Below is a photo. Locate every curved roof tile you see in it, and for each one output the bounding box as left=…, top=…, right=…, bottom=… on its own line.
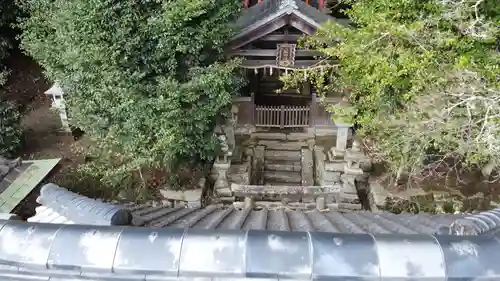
left=1, top=220, right=500, bottom=281
left=29, top=184, right=500, bottom=236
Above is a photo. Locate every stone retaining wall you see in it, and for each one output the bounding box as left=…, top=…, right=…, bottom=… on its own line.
left=314, top=140, right=370, bottom=208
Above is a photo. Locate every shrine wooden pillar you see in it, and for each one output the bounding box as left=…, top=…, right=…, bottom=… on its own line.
left=310, top=93, right=317, bottom=127
left=318, top=0, right=325, bottom=9
left=250, top=92, right=256, bottom=126
left=308, top=83, right=317, bottom=127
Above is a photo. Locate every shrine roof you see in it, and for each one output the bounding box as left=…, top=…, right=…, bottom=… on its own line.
left=0, top=184, right=499, bottom=280
left=231, top=0, right=350, bottom=47
left=0, top=157, right=60, bottom=213
left=235, top=0, right=348, bottom=31
left=2, top=216, right=500, bottom=281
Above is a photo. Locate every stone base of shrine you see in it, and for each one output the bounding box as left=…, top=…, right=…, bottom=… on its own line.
left=234, top=124, right=341, bottom=138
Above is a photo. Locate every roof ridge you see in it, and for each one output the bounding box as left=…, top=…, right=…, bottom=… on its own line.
left=279, top=0, right=298, bottom=10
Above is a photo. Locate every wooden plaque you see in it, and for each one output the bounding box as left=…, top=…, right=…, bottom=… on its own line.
left=276, top=44, right=297, bottom=67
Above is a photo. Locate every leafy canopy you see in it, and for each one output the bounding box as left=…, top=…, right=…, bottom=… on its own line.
left=0, top=101, right=22, bottom=157
left=0, top=0, right=22, bottom=157
left=0, top=0, right=16, bottom=85
left=283, top=0, right=499, bottom=183
left=18, top=0, right=244, bottom=184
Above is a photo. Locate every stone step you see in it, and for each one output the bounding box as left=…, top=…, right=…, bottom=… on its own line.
left=230, top=146, right=244, bottom=163
left=264, top=181, right=302, bottom=186
left=228, top=164, right=249, bottom=174
left=252, top=132, right=314, bottom=141
left=264, top=171, right=302, bottom=183
left=286, top=132, right=314, bottom=141
left=252, top=132, right=287, bottom=141
left=227, top=164, right=250, bottom=185
left=264, top=161, right=301, bottom=172
left=264, top=150, right=301, bottom=161
left=258, top=140, right=306, bottom=151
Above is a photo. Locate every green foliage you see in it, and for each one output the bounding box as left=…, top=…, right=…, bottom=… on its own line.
left=0, top=0, right=17, bottom=85
left=0, top=100, right=22, bottom=156
left=19, top=0, right=244, bottom=187
left=0, top=1, right=22, bottom=157
left=283, top=0, right=500, bottom=183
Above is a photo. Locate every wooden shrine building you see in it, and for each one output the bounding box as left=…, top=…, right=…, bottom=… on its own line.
left=229, top=0, right=349, bottom=134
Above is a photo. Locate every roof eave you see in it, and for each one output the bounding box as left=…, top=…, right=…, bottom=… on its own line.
left=231, top=8, right=289, bottom=42
left=292, top=10, right=323, bottom=31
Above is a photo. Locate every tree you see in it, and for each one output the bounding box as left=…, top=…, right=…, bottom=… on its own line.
left=0, top=100, right=22, bottom=156
left=283, top=0, right=499, bottom=186
left=18, top=0, right=244, bottom=187
left=0, top=1, right=22, bottom=157
left=0, top=0, right=17, bottom=85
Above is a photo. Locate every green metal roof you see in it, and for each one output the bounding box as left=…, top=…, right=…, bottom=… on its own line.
left=0, top=158, right=60, bottom=212
left=234, top=0, right=349, bottom=34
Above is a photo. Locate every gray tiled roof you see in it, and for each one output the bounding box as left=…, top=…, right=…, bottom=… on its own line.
left=130, top=204, right=461, bottom=235
left=4, top=183, right=500, bottom=280
left=294, top=0, right=338, bottom=25
left=28, top=183, right=500, bottom=236
left=1, top=219, right=500, bottom=281
left=236, top=0, right=282, bottom=31
left=235, top=0, right=349, bottom=35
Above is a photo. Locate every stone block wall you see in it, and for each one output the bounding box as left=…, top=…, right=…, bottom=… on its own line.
left=314, top=129, right=370, bottom=208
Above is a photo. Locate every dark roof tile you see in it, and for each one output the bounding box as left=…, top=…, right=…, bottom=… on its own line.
left=234, top=0, right=349, bottom=36
left=132, top=206, right=462, bottom=235
left=236, top=0, right=281, bottom=31
left=28, top=184, right=500, bottom=236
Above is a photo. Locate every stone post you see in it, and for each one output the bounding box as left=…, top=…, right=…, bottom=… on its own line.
left=316, top=196, right=326, bottom=210
left=213, top=156, right=231, bottom=196
left=222, top=123, right=235, bottom=155
left=333, top=120, right=352, bottom=154
left=313, top=146, right=325, bottom=186
left=301, top=148, right=314, bottom=186
left=251, top=145, right=265, bottom=185
left=244, top=196, right=254, bottom=208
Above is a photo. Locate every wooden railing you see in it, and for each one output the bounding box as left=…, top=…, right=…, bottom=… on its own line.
left=255, top=105, right=310, bottom=128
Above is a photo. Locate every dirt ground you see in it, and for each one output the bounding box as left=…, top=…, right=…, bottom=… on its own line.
left=1, top=53, right=81, bottom=161
left=1, top=53, right=91, bottom=189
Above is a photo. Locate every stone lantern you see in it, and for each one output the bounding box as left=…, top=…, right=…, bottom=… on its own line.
left=45, top=83, right=71, bottom=132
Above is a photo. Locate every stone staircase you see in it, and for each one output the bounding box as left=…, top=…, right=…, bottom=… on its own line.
left=251, top=132, right=314, bottom=186
left=211, top=130, right=368, bottom=211
left=263, top=150, right=302, bottom=186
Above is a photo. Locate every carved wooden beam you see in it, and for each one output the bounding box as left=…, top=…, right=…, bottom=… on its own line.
left=259, top=34, right=303, bottom=42
left=230, top=49, right=323, bottom=57
left=241, top=59, right=337, bottom=68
